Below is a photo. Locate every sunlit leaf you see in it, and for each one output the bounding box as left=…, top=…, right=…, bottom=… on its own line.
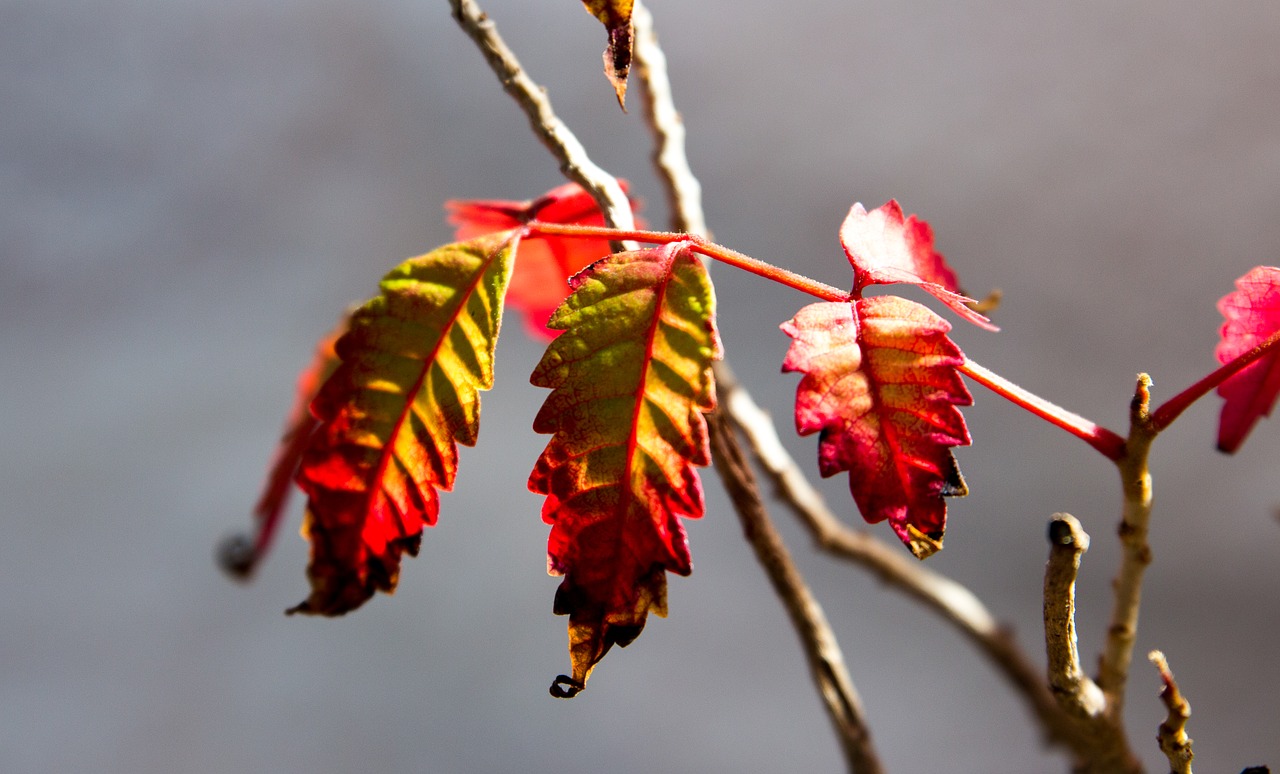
left=1216, top=266, right=1280, bottom=453
left=529, top=241, right=720, bottom=694
left=840, top=200, right=996, bottom=331
left=289, top=231, right=519, bottom=615
left=782, top=297, right=972, bottom=558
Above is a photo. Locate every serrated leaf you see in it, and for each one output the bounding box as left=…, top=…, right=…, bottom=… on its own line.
left=289, top=231, right=519, bottom=615
left=221, top=319, right=345, bottom=579
left=528, top=241, right=720, bottom=692
left=1216, top=266, right=1280, bottom=453
left=782, top=296, right=972, bottom=558
left=578, top=0, right=634, bottom=108
left=446, top=182, right=641, bottom=340
left=840, top=200, right=997, bottom=331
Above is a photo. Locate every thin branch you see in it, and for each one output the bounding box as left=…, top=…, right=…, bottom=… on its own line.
left=1150, top=650, right=1195, bottom=774
left=719, top=363, right=1082, bottom=751
left=707, top=406, right=883, bottom=774
left=631, top=0, right=707, bottom=238
left=1099, top=374, right=1157, bottom=713
left=448, top=0, right=635, bottom=233
left=1043, top=514, right=1106, bottom=719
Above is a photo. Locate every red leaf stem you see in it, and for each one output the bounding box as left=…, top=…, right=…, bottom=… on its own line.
left=958, top=359, right=1125, bottom=460
left=1152, top=326, right=1280, bottom=434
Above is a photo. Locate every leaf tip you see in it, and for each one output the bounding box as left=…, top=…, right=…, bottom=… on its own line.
left=216, top=532, right=257, bottom=581
left=904, top=524, right=944, bottom=559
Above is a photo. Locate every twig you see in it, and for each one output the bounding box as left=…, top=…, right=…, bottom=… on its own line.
left=1099, top=374, right=1158, bottom=713
left=1149, top=650, right=1195, bottom=774
left=448, top=0, right=635, bottom=233
left=1043, top=514, right=1106, bottom=719
left=719, top=362, right=1082, bottom=751
left=631, top=0, right=707, bottom=238
left=629, top=13, right=1082, bottom=755
left=708, top=406, right=883, bottom=774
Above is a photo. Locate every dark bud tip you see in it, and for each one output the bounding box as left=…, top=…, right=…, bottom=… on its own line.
left=549, top=675, right=584, bottom=699
left=1240, top=767, right=1270, bottom=774
left=217, top=532, right=257, bottom=580
left=1047, top=519, right=1075, bottom=547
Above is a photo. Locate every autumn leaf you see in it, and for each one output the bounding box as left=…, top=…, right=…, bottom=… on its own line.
left=782, top=296, right=973, bottom=558
left=220, top=319, right=345, bottom=579
left=528, top=241, right=720, bottom=695
left=289, top=231, right=519, bottom=615
left=446, top=182, right=641, bottom=340
left=840, top=200, right=997, bottom=331
left=1216, top=266, right=1280, bottom=453
left=578, top=0, right=634, bottom=108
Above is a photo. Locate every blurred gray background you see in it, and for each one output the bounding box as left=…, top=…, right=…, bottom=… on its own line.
left=4, top=0, right=1280, bottom=771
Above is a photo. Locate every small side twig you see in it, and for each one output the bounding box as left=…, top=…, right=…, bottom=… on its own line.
left=1043, top=514, right=1106, bottom=719
left=708, top=406, right=883, bottom=774
left=449, top=0, right=635, bottom=233
left=1099, top=374, right=1158, bottom=712
left=1149, top=649, right=1195, bottom=774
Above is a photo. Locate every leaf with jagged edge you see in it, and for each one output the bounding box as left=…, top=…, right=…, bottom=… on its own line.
left=220, top=317, right=345, bottom=580
left=528, top=241, right=720, bottom=695
left=1216, top=266, right=1280, bottom=453
left=782, top=296, right=972, bottom=559
left=289, top=230, right=519, bottom=615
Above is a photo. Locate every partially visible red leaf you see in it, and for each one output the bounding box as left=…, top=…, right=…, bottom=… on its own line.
left=1216, top=266, right=1280, bottom=453
left=840, top=200, right=997, bottom=331
left=529, top=241, right=720, bottom=694
left=290, top=231, right=519, bottom=615
left=782, top=296, right=972, bottom=558
left=577, top=0, right=635, bottom=109
left=446, top=182, right=641, bottom=340
left=219, top=318, right=345, bottom=579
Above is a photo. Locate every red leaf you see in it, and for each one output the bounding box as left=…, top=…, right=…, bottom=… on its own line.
left=290, top=231, right=519, bottom=615
left=220, top=319, right=344, bottom=579
left=446, top=182, right=642, bottom=340
left=528, top=241, right=720, bottom=694
left=782, top=296, right=972, bottom=558
left=1216, top=266, right=1280, bottom=453
left=840, top=200, right=997, bottom=331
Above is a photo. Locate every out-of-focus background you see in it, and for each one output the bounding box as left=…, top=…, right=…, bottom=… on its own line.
left=5, top=1, right=1280, bottom=771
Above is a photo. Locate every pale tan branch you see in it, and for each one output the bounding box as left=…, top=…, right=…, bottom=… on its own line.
left=631, top=0, right=707, bottom=238
left=1043, top=514, right=1106, bottom=719
left=708, top=406, right=883, bottom=774
left=1100, top=374, right=1158, bottom=714
left=1150, top=650, right=1195, bottom=774
left=448, top=0, right=635, bottom=233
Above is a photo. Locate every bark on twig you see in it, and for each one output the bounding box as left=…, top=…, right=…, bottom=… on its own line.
left=1149, top=650, right=1194, bottom=774
left=1100, top=374, right=1158, bottom=714
left=1043, top=514, right=1106, bottom=719
left=708, top=407, right=883, bottom=774
left=449, top=0, right=635, bottom=233
left=631, top=0, right=707, bottom=238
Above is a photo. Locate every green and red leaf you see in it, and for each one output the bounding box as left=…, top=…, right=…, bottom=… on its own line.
left=782, top=296, right=972, bottom=558
left=841, top=200, right=996, bottom=331
left=446, top=182, right=640, bottom=340
left=528, top=241, right=720, bottom=694
left=578, top=0, right=635, bottom=108
left=289, top=231, right=519, bottom=615
left=1216, top=266, right=1280, bottom=453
